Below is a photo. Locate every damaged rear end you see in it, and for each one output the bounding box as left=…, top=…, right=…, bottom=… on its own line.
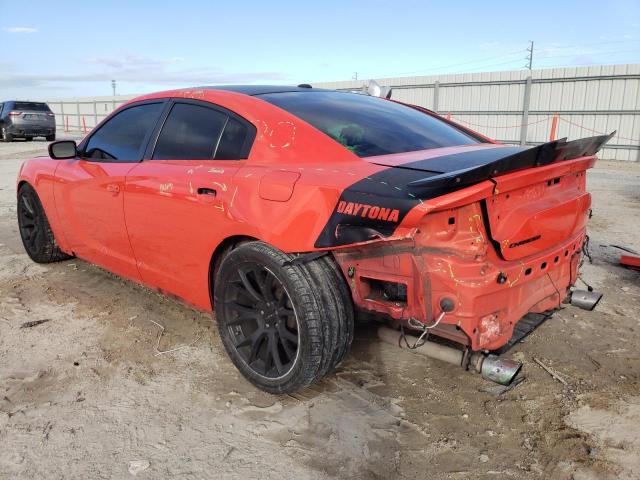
left=327, top=134, right=612, bottom=362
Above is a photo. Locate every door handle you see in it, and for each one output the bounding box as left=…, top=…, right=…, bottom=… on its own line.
left=197, top=187, right=217, bottom=197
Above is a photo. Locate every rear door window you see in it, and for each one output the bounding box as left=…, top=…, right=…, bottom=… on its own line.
left=214, top=117, right=250, bottom=160
left=152, top=102, right=255, bottom=160
left=259, top=91, right=480, bottom=157
left=84, top=102, right=164, bottom=161
left=152, top=103, right=227, bottom=160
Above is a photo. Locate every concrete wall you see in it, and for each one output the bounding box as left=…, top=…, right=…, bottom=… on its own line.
left=44, top=63, right=640, bottom=161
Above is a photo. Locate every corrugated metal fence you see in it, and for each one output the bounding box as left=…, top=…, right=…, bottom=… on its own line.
left=46, top=64, right=639, bottom=161
left=314, top=64, right=640, bottom=161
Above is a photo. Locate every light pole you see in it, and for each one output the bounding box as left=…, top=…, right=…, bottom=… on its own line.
left=111, top=79, right=116, bottom=96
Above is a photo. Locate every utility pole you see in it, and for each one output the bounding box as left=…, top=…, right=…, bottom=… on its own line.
left=352, top=72, right=358, bottom=81
left=525, top=41, right=534, bottom=70
left=111, top=79, right=116, bottom=96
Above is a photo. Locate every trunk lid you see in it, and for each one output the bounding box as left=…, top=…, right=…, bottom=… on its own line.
left=486, top=170, right=591, bottom=260
left=365, top=135, right=611, bottom=260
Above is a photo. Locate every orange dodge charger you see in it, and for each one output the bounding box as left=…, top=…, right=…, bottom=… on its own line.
left=16, top=85, right=610, bottom=393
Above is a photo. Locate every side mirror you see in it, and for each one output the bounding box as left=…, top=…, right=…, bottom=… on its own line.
left=48, top=140, right=78, bottom=159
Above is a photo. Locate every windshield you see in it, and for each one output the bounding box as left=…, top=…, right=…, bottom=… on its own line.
left=13, top=102, right=51, bottom=112
left=259, top=91, right=480, bottom=157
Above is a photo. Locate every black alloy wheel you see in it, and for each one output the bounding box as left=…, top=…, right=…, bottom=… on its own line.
left=18, top=187, right=44, bottom=255
left=214, top=241, right=354, bottom=394
left=17, top=184, right=72, bottom=263
left=224, top=264, right=299, bottom=379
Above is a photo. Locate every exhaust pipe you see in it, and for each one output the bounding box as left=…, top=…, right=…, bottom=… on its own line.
left=570, top=289, right=603, bottom=311
left=377, top=326, right=522, bottom=386
left=480, top=355, right=523, bottom=385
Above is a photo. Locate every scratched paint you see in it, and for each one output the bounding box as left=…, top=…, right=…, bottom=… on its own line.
left=269, top=121, right=296, bottom=149
left=159, top=182, right=174, bottom=194
left=211, top=181, right=228, bottom=192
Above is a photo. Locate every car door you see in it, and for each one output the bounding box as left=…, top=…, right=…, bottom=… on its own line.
left=124, top=99, right=256, bottom=309
left=53, top=100, right=167, bottom=282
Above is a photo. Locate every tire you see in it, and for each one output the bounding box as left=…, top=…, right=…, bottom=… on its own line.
left=2, top=126, right=13, bottom=142
left=46, top=134, right=56, bottom=141
left=214, top=241, right=353, bottom=394
left=305, top=255, right=354, bottom=376
left=25, top=137, right=33, bottom=141
left=17, top=184, right=72, bottom=263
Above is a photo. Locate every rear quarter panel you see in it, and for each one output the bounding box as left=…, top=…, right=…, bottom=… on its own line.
left=161, top=89, right=386, bottom=253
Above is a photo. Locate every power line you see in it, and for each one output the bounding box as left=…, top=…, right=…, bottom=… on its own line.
left=535, top=48, right=640, bottom=60
left=365, top=49, right=525, bottom=79
left=449, top=57, right=526, bottom=73
left=357, top=39, right=638, bottom=80
left=536, top=38, right=639, bottom=51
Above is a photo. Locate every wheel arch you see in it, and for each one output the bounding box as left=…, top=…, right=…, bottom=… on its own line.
left=208, top=234, right=260, bottom=308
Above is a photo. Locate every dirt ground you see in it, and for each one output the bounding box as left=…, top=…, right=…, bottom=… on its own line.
left=0, top=138, right=639, bottom=480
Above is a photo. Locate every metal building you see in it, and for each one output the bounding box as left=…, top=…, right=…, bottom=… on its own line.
left=44, top=64, right=639, bottom=161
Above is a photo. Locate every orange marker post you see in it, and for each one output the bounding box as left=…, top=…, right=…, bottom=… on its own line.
left=549, top=113, right=558, bottom=141
left=82, top=116, right=87, bottom=134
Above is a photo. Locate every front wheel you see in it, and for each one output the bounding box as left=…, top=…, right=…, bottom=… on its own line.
left=17, top=184, right=72, bottom=263
left=214, top=242, right=353, bottom=394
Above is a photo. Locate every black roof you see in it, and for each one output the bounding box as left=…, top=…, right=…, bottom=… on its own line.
left=199, top=85, right=332, bottom=96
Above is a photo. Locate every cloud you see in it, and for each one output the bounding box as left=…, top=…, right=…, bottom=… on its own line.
left=0, top=50, right=286, bottom=93
left=86, top=52, right=180, bottom=69
left=5, top=27, right=37, bottom=33
left=0, top=67, right=285, bottom=91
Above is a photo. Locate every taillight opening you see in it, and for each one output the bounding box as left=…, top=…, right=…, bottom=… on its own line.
left=362, top=277, right=408, bottom=303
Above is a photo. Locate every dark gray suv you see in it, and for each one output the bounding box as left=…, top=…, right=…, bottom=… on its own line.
left=0, top=101, right=56, bottom=142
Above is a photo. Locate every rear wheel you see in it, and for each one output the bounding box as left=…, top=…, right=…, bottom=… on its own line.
left=17, top=184, right=72, bottom=263
left=214, top=242, right=353, bottom=394
left=46, top=134, right=56, bottom=141
left=2, top=126, right=13, bottom=142
left=25, top=137, right=33, bottom=141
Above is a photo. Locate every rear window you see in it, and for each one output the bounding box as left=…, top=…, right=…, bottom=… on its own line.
left=259, top=91, right=479, bottom=157
left=13, top=102, right=51, bottom=112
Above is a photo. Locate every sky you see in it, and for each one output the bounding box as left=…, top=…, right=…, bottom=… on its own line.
left=1, top=0, right=639, bottom=99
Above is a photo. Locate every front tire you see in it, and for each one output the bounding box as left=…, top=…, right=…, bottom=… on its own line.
left=17, top=184, right=72, bottom=263
left=214, top=242, right=353, bottom=394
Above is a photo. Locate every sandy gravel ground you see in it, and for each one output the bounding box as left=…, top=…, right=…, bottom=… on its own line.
left=0, top=139, right=639, bottom=480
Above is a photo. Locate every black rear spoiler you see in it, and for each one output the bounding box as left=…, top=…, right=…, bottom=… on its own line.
left=407, top=133, right=615, bottom=192
left=315, top=133, right=614, bottom=248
